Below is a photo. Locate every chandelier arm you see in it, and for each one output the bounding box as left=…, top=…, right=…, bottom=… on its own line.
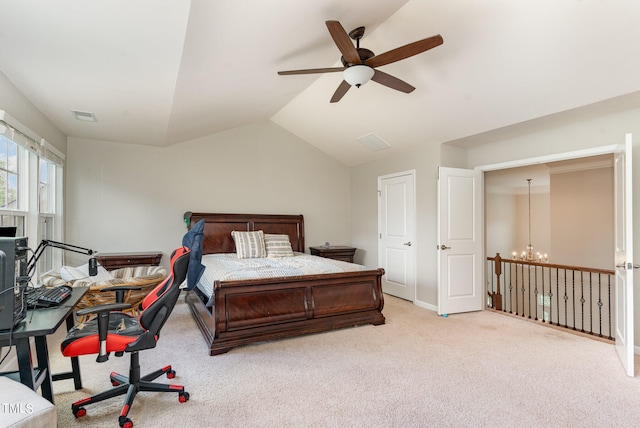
left=513, top=178, right=548, bottom=263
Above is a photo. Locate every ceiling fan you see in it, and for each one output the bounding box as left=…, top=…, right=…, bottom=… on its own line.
left=278, top=20, right=443, bottom=103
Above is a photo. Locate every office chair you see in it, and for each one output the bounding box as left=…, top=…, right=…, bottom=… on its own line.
left=60, top=247, right=191, bottom=428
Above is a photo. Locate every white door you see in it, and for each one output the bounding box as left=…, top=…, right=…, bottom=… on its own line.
left=437, top=167, right=484, bottom=315
left=614, top=134, right=634, bottom=377
left=378, top=171, right=416, bottom=301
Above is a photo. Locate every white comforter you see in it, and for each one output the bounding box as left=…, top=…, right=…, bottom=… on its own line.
left=196, top=252, right=367, bottom=304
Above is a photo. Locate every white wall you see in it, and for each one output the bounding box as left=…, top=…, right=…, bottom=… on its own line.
left=485, top=192, right=517, bottom=259
left=550, top=167, right=613, bottom=270
left=65, top=121, right=352, bottom=268
left=0, top=71, right=66, bottom=153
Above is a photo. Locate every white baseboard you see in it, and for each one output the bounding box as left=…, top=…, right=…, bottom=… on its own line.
left=413, top=299, right=437, bottom=312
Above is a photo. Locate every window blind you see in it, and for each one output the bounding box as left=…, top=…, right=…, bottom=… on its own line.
left=0, top=110, right=65, bottom=166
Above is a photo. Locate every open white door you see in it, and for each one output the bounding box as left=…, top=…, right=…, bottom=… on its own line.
left=437, top=167, right=484, bottom=315
left=614, top=133, right=634, bottom=377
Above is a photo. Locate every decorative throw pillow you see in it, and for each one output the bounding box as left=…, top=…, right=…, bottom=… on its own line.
left=231, top=230, right=266, bottom=258
left=264, top=234, right=294, bottom=258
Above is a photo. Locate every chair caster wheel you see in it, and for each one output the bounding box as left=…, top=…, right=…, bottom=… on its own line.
left=179, top=391, right=190, bottom=403
left=119, top=417, right=133, bottom=428
left=73, top=407, right=87, bottom=418
left=167, top=369, right=176, bottom=379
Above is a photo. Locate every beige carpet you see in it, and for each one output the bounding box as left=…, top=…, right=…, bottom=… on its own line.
left=48, top=294, right=640, bottom=427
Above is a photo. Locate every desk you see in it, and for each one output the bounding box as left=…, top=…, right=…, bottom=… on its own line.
left=0, top=286, right=88, bottom=404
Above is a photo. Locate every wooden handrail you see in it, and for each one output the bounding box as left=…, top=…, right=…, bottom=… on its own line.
left=487, top=254, right=614, bottom=276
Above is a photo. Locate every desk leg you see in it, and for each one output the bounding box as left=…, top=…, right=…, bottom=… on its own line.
left=66, top=315, right=83, bottom=390
left=34, top=335, right=54, bottom=404
left=15, top=338, right=36, bottom=390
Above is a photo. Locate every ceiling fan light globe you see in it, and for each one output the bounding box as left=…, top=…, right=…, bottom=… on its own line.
left=343, top=65, right=374, bottom=87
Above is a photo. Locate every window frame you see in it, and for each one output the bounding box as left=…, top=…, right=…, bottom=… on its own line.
left=0, top=112, right=65, bottom=278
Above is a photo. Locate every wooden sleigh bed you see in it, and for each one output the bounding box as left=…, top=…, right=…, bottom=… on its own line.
left=183, top=212, right=385, bottom=355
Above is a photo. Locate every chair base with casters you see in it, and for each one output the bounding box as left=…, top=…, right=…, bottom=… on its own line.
left=71, top=350, right=189, bottom=428
left=61, top=247, right=191, bottom=428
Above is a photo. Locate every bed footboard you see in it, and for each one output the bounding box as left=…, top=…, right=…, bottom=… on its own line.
left=185, top=269, right=385, bottom=355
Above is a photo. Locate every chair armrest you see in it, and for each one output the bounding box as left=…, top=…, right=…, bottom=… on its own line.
left=76, top=302, right=133, bottom=363
left=76, top=302, right=131, bottom=317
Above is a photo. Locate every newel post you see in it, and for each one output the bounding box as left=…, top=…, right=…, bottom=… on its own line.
left=491, top=253, right=503, bottom=311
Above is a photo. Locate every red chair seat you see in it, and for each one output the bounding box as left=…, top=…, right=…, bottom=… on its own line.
left=61, top=313, right=143, bottom=357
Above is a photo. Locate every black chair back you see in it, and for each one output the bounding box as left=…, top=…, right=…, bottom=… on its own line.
left=127, top=247, right=190, bottom=351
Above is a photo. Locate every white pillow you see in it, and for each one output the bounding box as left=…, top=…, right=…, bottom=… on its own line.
left=231, top=230, right=266, bottom=258
left=264, top=234, right=294, bottom=258
left=60, top=263, right=112, bottom=283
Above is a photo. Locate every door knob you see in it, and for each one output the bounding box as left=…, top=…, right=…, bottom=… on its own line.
left=440, top=244, right=450, bottom=250
left=403, top=242, right=412, bottom=246
left=616, top=262, right=640, bottom=269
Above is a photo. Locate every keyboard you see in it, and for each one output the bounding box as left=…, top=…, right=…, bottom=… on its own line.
left=25, top=285, right=73, bottom=308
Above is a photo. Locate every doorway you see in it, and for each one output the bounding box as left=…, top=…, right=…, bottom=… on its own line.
left=477, top=141, right=634, bottom=377
left=378, top=170, right=417, bottom=301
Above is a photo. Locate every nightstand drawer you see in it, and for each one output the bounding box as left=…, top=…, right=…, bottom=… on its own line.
left=95, top=252, right=163, bottom=271
left=309, top=246, right=356, bottom=263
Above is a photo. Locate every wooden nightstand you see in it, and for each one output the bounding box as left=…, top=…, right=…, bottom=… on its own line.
left=309, top=246, right=356, bottom=263
left=95, top=252, right=163, bottom=271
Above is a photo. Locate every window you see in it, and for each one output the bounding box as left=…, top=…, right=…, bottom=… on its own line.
left=0, top=111, right=65, bottom=278
left=39, top=158, right=56, bottom=214
left=0, top=136, right=19, bottom=210
left=38, top=158, right=59, bottom=273
left=0, top=134, right=27, bottom=234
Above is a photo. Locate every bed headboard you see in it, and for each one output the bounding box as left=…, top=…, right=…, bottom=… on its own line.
left=183, top=212, right=305, bottom=254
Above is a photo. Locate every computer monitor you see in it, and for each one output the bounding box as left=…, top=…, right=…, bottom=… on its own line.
left=0, top=226, right=17, bottom=237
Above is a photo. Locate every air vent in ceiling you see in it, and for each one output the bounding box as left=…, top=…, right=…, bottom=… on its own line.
left=357, top=133, right=391, bottom=152
left=71, top=109, right=97, bottom=122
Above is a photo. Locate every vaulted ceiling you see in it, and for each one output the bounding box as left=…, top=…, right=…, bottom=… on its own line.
left=1, top=0, right=639, bottom=166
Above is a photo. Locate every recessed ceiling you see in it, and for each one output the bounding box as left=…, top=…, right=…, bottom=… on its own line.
left=1, top=1, right=639, bottom=166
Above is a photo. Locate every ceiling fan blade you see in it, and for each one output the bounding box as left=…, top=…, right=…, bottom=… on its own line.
left=330, top=80, right=351, bottom=103
left=278, top=67, right=345, bottom=76
left=326, top=20, right=361, bottom=65
left=366, top=34, right=443, bottom=68
left=371, top=70, right=415, bottom=93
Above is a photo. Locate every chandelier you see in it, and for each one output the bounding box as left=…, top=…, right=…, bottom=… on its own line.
left=513, top=178, right=549, bottom=263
